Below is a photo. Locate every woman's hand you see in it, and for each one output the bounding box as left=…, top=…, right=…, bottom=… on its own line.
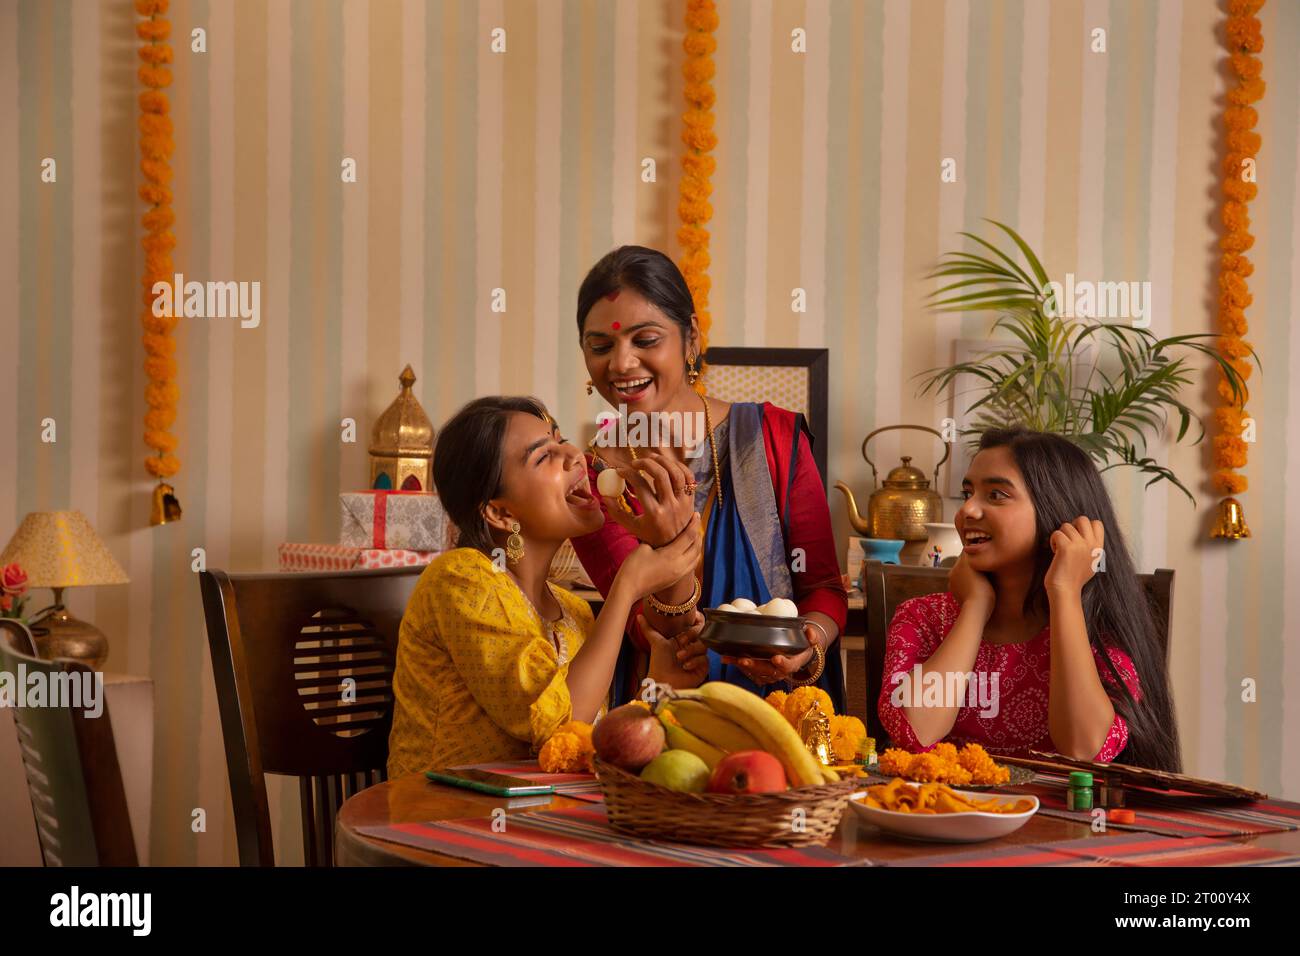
left=612, top=513, right=702, bottom=600
left=600, top=451, right=698, bottom=547
left=643, top=612, right=708, bottom=691
left=721, top=621, right=822, bottom=686
left=949, top=553, right=995, bottom=622
left=1044, top=516, right=1105, bottom=597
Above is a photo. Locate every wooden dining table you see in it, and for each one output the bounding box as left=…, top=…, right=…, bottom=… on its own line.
left=335, top=773, right=1300, bottom=866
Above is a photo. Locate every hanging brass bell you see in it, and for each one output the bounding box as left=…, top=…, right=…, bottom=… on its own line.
left=150, top=482, right=182, bottom=526
left=1210, top=497, right=1250, bottom=539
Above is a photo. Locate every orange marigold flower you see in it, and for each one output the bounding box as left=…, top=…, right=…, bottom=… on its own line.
left=137, top=18, right=171, bottom=41
left=142, top=332, right=177, bottom=358
left=140, top=158, right=173, bottom=184
left=676, top=224, right=711, bottom=248
left=765, top=690, right=788, bottom=714
left=1219, top=336, right=1254, bottom=360
left=681, top=126, right=718, bottom=152
left=1213, top=435, right=1249, bottom=469
left=1225, top=16, right=1263, bottom=54
left=139, top=89, right=169, bottom=113
left=1228, top=78, right=1266, bottom=105
left=138, top=64, right=173, bottom=89
left=554, top=720, right=594, bottom=752
left=141, top=312, right=178, bottom=335
left=1227, top=0, right=1265, bottom=15
left=683, top=33, right=717, bottom=57
left=145, top=453, right=181, bottom=478
left=1229, top=51, right=1262, bottom=79
left=139, top=182, right=173, bottom=205
left=138, top=43, right=174, bottom=65
left=144, top=406, right=176, bottom=432
left=683, top=81, right=717, bottom=110
left=1223, top=179, right=1258, bottom=203
left=683, top=57, right=716, bottom=84
left=1226, top=130, right=1261, bottom=155
left=681, top=153, right=717, bottom=177
left=1224, top=105, right=1258, bottom=130
left=1216, top=377, right=1250, bottom=405
left=143, top=429, right=179, bottom=454
left=1212, top=471, right=1248, bottom=495
left=135, top=0, right=169, bottom=15
left=685, top=4, right=719, bottom=32
left=538, top=733, right=587, bottom=773
left=1220, top=252, right=1254, bottom=276
left=678, top=197, right=713, bottom=224
left=1220, top=231, right=1254, bottom=253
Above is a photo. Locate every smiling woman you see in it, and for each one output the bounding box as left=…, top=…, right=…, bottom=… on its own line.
left=385, top=395, right=706, bottom=775
left=569, top=246, right=849, bottom=709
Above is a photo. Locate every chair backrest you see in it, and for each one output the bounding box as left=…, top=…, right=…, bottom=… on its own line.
left=861, top=560, right=1175, bottom=744
left=198, top=566, right=422, bottom=866
left=700, top=346, right=830, bottom=489
left=0, top=619, right=137, bottom=866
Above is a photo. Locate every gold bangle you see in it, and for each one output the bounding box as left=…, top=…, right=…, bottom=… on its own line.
left=789, top=641, right=826, bottom=687
left=646, top=576, right=701, bottom=616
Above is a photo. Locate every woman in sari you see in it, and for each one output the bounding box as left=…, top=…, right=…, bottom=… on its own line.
left=387, top=395, right=704, bottom=776
left=570, top=246, right=849, bottom=708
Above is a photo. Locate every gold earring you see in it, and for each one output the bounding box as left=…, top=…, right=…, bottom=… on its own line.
left=686, top=357, right=699, bottom=385
left=506, top=521, right=525, bottom=563
left=586, top=380, right=594, bottom=395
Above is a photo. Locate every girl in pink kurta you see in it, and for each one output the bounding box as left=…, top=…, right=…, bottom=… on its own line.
left=878, top=428, right=1181, bottom=772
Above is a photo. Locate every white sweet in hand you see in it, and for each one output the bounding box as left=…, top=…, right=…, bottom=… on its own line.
left=730, top=597, right=757, bottom=613
left=596, top=469, right=626, bottom=497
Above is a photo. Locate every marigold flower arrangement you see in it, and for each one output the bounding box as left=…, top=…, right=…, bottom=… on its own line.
left=678, top=0, right=717, bottom=394
left=878, top=742, right=1010, bottom=786
left=538, top=720, right=596, bottom=773
left=137, top=1, right=181, bottom=492
left=766, top=687, right=874, bottom=762
left=1212, top=0, right=1266, bottom=497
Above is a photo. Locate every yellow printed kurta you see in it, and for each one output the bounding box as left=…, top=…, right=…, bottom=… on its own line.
left=386, top=547, right=596, bottom=777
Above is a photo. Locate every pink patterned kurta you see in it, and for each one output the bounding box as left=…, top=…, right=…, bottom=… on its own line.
left=878, top=592, right=1139, bottom=762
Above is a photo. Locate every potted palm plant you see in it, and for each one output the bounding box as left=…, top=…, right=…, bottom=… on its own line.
left=918, top=220, right=1254, bottom=504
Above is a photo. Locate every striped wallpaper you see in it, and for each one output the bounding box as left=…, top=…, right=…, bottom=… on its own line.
left=1, top=0, right=1297, bottom=865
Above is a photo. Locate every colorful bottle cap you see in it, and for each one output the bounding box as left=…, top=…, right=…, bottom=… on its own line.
left=1067, top=788, right=1094, bottom=812
left=1069, top=771, right=1094, bottom=788
left=1107, top=809, right=1136, bottom=824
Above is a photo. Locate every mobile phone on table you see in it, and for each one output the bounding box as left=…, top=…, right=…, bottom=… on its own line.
left=425, top=768, right=554, bottom=797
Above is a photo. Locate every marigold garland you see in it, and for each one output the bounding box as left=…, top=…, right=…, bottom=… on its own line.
left=1211, top=0, right=1266, bottom=498
left=679, top=0, right=718, bottom=395
left=137, top=0, right=180, bottom=487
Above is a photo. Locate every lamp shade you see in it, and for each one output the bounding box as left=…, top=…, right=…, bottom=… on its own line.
left=0, top=511, right=129, bottom=588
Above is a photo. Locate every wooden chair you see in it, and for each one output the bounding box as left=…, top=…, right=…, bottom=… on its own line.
left=861, top=560, right=1175, bottom=744
left=198, top=566, right=422, bottom=866
left=700, top=346, right=830, bottom=490
left=0, top=619, right=137, bottom=866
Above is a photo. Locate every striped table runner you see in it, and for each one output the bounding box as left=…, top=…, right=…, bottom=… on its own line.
left=358, top=805, right=871, bottom=867
left=885, top=831, right=1300, bottom=867
left=1020, top=778, right=1300, bottom=839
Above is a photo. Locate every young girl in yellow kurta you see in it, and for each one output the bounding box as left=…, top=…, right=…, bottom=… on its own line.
left=387, top=397, right=708, bottom=777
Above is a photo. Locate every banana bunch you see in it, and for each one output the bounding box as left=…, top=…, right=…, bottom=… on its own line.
left=656, top=682, right=838, bottom=787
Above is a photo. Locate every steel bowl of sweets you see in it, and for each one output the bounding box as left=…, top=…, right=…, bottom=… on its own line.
left=696, top=596, right=809, bottom=660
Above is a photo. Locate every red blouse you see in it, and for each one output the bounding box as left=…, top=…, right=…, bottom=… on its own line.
left=570, top=402, right=847, bottom=649
left=878, top=591, right=1139, bottom=762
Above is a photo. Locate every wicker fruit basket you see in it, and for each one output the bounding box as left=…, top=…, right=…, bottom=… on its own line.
left=593, top=758, right=861, bottom=848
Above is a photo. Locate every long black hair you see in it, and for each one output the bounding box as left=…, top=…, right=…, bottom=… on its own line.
left=576, top=245, right=696, bottom=346
left=432, top=396, right=552, bottom=557
left=977, top=427, right=1182, bottom=773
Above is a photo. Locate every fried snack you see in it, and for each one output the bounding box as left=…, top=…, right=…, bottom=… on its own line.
left=864, top=778, right=1034, bottom=815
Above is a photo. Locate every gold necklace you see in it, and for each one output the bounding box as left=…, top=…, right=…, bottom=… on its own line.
left=627, top=394, right=722, bottom=509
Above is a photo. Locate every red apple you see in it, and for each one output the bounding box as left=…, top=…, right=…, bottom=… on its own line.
left=592, top=703, right=666, bottom=771
left=707, top=750, right=788, bottom=794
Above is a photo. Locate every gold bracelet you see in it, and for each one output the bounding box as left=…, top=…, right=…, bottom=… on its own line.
left=645, top=576, right=701, bottom=617
left=789, top=641, right=826, bottom=687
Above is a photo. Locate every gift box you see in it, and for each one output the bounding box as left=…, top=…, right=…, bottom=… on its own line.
left=279, top=542, right=361, bottom=572
left=279, top=542, right=439, bottom=573
left=338, top=490, right=452, bottom=552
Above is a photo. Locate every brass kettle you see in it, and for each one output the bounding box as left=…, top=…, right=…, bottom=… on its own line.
left=835, top=425, right=948, bottom=541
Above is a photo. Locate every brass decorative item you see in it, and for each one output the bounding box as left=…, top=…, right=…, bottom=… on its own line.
left=0, top=511, right=130, bottom=668
left=150, top=481, right=182, bottom=525
left=369, top=364, right=435, bottom=492
left=1210, top=497, right=1251, bottom=540
left=835, top=424, right=948, bottom=541
left=798, top=701, right=834, bottom=767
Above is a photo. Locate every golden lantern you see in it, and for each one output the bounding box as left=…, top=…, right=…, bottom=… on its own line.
left=369, top=365, right=434, bottom=492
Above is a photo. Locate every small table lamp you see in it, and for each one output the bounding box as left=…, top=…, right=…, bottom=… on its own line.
left=0, top=511, right=129, bottom=668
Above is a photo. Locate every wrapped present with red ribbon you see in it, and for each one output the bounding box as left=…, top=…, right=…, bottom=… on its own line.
left=338, top=490, right=451, bottom=552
